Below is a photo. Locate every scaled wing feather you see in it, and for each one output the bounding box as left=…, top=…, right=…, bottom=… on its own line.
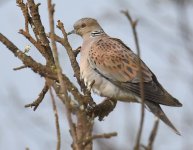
left=88, top=37, right=181, bottom=106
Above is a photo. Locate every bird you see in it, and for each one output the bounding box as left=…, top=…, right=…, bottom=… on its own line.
left=68, top=18, right=182, bottom=135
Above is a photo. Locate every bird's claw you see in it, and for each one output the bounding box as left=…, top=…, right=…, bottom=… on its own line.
left=86, top=98, right=117, bottom=121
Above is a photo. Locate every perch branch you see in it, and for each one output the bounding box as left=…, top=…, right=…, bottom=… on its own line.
left=88, top=98, right=117, bottom=121
left=0, top=1, right=121, bottom=149
left=48, top=21, right=95, bottom=107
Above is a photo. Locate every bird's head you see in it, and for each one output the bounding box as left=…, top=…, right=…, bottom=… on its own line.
left=68, top=18, right=104, bottom=38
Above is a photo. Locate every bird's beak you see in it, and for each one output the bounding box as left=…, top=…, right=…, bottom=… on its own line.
left=67, top=30, right=75, bottom=35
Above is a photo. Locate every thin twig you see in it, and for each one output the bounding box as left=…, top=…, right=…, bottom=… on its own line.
left=13, top=65, right=27, bottom=70
left=0, top=33, right=84, bottom=103
left=27, top=0, right=54, bottom=65
left=83, top=132, right=117, bottom=147
left=16, top=0, right=38, bottom=39
left=56, top=20, right=81, bottom=84
left=0, top=2, right=121, bottom=150
left=50, top=88, right=61, bottom=150
left=19, top=29, right=48, bottom=59
left=16, top=0, right=29, bottom=32
left=146, top=118, right=159, bottom=150
left=47, top=33, right=80, bottom=57
left=121, top=10, right=145, bottom=150
left=47, top=0, right=78, bottom=149
left=55, top=20, right=95, bottom=107
left=25, top=83, right=49, bottom=110
left=56, top=21, right=96, bottom=107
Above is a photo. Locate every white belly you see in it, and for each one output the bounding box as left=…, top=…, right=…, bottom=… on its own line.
left=80, top=61, right=138, bottom=102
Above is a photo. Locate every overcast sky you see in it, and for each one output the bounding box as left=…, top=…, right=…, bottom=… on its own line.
left=0, top=0, right=193, bottom=149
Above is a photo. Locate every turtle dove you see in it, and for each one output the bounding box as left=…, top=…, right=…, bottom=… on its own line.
left=68, top=18, right=182, bottom=135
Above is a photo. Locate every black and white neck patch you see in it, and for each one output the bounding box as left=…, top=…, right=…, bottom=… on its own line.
left=90, top=30, right=104, bottom=37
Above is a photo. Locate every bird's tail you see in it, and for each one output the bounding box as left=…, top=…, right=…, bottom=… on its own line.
left=145, top=100, right=181, bottom=135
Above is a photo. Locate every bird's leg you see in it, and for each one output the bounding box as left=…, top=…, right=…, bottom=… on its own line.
left=73, top=46, right=81, bottom=57
left=87, top=80, right=95, bottom=91
left=85, top=79, right=117, bottom=120
left=84, top=80, right=96, bottom=108
left=87, top=98, right=117, bottom=121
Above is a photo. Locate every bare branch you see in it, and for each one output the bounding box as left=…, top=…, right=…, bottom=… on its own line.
left=16, top=0, right=31, bottom=32
left=25, top=83, right=49, bottom=110
left=83, top=132, right=117, bottom=147
left=55, top=21, right=95, bottom=109
left=47, top=0, right=78, bottom=149
left=0, top=33, right=84, bottom=103
left=0, top=1, right=122, bottom=150
left=54, top=20, right=95, bottom=108
left=47, top=24, right=95, bottom=107
left=16, top=0, right=39, bottom=41
left=121, top=10, right=145, bottom=150
left=56, top=20, right=81, bottom=85
left=13, top=65, right=27, bottom=70
left=0, top=33, right=55, bottom=77
left=19, top=29, right=48, bottom=60
left=146, top=118, right=159, bottom=150
left=27, top=0, right=54, bottom=65
left=50, top=88, right=61, bottom=150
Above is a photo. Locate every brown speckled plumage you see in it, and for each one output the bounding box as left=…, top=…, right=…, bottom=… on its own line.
left=70, top=18, right=182, bottom=135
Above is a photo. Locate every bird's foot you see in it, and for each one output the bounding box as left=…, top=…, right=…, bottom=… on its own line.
left=86, top=98, right=117, bottom=121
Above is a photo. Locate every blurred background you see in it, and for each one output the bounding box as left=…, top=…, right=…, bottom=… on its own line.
left=0, top=0, right=193, bottom=149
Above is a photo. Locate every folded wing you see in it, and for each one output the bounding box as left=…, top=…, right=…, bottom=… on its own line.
left=88, top=37, right=182, bottom=107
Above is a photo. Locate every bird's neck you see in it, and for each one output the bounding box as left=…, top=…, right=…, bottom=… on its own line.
left=90, top=29, right=105, bottom=37
left=82, top=30, right=106, bottom=40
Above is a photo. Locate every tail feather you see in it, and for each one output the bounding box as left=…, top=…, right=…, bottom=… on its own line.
left=170, top=97, right=182, bottom=107
left=163, top=92, right=182, bottom=107
left=145, top=100, right=181, bottom=135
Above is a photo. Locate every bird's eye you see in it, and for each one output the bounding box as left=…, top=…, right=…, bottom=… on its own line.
left=81, top=23, right=86, bottom=28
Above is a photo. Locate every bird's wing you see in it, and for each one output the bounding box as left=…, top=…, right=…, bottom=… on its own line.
left=88, top=37, right=152, bottom=83
left=88, top=37, right=182, bottom=106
